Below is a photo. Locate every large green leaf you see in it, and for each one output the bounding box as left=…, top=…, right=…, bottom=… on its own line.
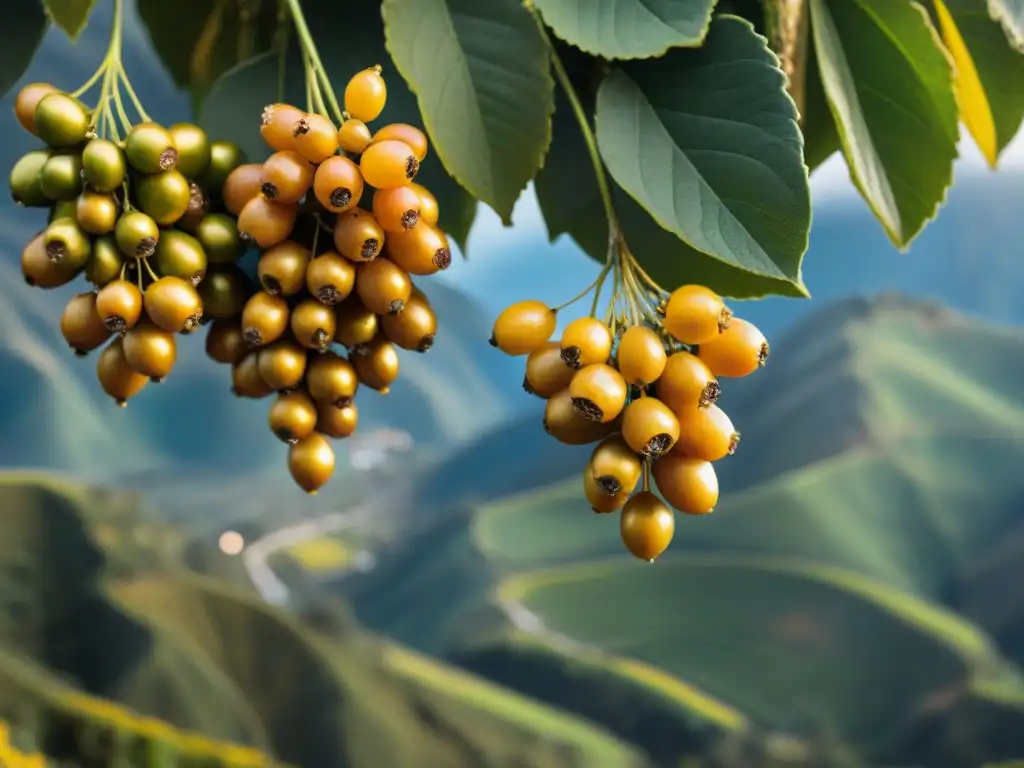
left=0, top=4, right=49, bottom=98
left=987, top=0, right=1024, bottom=50
left=535, top=91, right=808, bottom=299
left=801, top=34, right=841, bottom=173
left=199, top=1, right=477, bottom=250
left=381, top=0, right=554, bottom=224
left=594, top=16, right=810, bottom=288
left=41, top=0, right=96, bottom=40
left=136, top=0, right=279, bottom=114
left=809, top=0, right=959, bottom=249
left=533, top=0, right=715, bottom=59
left=929, top=0, right=1024, bottom=167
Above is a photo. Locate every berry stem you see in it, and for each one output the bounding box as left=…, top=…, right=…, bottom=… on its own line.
left=281, top=0, right=345, bottom=124
left=534, top=11, right=618, bottom=244
left=553, top=262, right=611, bottom=312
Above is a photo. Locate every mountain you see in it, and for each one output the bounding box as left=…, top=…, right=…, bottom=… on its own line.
left=337, top=296, right=1024, bottom=767
left=0, top=471, right=647, bottom=768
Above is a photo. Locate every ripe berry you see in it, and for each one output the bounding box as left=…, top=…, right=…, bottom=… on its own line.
left=381, top=292, right=436, bottom=352
left=238, top=196, right=298, bottom=249
left=205, top=319, right=247, bottom=365
left=696, top=318, right=769, bottom=378
left=569, top=364, right=628, bottom=423
left=617, top=325, right=667, bottom=387
left=523, top=341, right=574, bottom=398
left=269, top=390, right=319, bottom=444
left=43, top=218, right=91, bottom=269
left=34, top=93, right=90, bottom=148
left=656, top=351, right=720, bottom=413
left=583, top=466, right=628, bottom=514
left=385, top=224, right=451, bottom=275
left=356, top=257, right=412, bottom=315
left=620, top=492, right=675, bottom=561
left=543, top=388, right=616, bottom=445
left=621, top=397, right=679, bottom=459
left=360, top=140, right=419, bottom=189
left=344, top=67, right=387, bottom=123
left=122, top=321, right=178, bottom=381
left=96, top=337, right=149, bottom=406
left=260, top=150, right=314, bottom=204
left=241, top=291, right=290, bottom=348
left=333, top=208, right=384, bottom=262
left=258, top=338, right=308, bottom=391
left=144, top=276, right=204, bottom=334
left=306, top=251, right=356, bottom=306
left=115, top=211, right=160, bottom=259
left=306, top=351, right=359, bottom=407
left=9, top=150, right=52, bottom=207
left=317, top=402, right=358, bottom=439
left=313, top=156, right=364, bottom=213
left=14, top=82, right=58, bottom=135
left=21, top=233, right=78, bottom=288
left=75, top=192, right=119, bottom=235
left=652, top=452, right=718, bottom=515
left=258, top=240, right=310, bottom=295
left=560, top=317, right=613, bottom=369
left=490, top=301, right=557, bottom=356
left=675, top=404, right=739, bottom=462
left=294, top=113, right=339, bottom=164
left=81, top=138, right=127, bottom=193
left=288, top=432, right=335, bottom=494
left=333, top=297, right=378, bottom=348
left=96, top=279, right=143, bottom=334
left=168, top=123, right=211, bottom=179
left=231, top=352, right=274, bottom=399
left=223, top=163, right=264, bottom=215
left=663, top=285, right=731, bottom=345
left=291, top=298, right=337, bottom=351
left=352, top=336, right=400, bottom=391
left=372, top=123, right=428, bottom=161
left=260, top=103, right=305, bottom=152
left=136, top=170, right=192, bottom=225
left=337, top=118, right=372, bottom=154
left=60, top=292, right=111, bottom=355
left=372, top=186, right=421, bottom=232
left=153, top=229, right=208, bottom=286
left=410, top=184, right=439, bottom=226
left=125, top=122, right=178, bottom=173
left=589, top=434, right=642, bottom=496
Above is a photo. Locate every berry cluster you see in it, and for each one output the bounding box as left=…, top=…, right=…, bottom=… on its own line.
left=492, top=284, right=769, bottom=562
left=11, top=81, right=246, bottom=404
left=203, top=65, right=450, bottom=494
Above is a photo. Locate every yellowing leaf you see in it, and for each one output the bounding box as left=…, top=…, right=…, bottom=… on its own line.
left=934, top=0, right=998, bottom=166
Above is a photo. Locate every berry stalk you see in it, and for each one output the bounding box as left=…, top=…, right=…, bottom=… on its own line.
left=280, top=0, right=345, bottom=124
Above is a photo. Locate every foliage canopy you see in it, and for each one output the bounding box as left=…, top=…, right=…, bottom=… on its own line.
left=7, top=0, right=1024, bottom=300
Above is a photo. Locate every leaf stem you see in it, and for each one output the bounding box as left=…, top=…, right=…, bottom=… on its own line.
left=281, top=0, right=345, bottom=124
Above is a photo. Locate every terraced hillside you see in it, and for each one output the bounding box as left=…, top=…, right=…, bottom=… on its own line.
left=0, top=472, right=648, bottom=768
left=341, top=297, right=1024, bottom=767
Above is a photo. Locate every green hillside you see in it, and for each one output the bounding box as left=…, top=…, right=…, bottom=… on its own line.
left=0, top=473, right=649, bottom=768
left=340, top=297, right=1024, bottom=766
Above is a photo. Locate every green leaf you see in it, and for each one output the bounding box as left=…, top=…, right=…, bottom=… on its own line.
left=533, top=0, right=715, bottom=59
left=802, top=32, right=841, bottom=172
left=199, top=1, right=477, bottom=250
left=986, top=0, right=1024, bottom=51
left=594, top=16, right=810, bottom=288
left=929, top=0, right=1024, bottom=166
left=535, top=91, right=808, bottom=299
left=136, top=0, right=278, bottom=115
left=381, top=0, right=554, bottom=224
left=809, top=0, right=959, bottom=249
left=41, top=0, right=97, bottom=40
left=0, top=3, right=49, bottom=98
